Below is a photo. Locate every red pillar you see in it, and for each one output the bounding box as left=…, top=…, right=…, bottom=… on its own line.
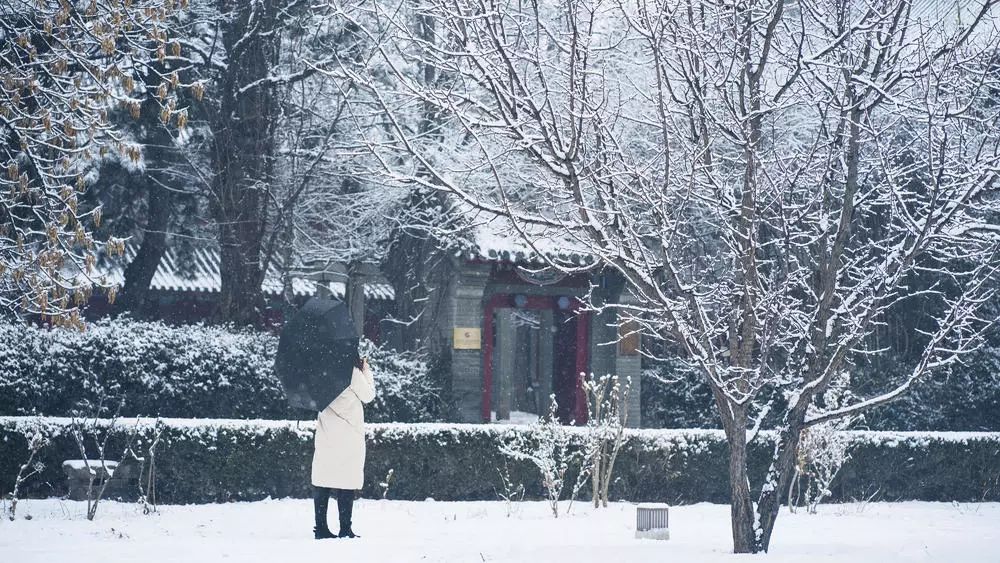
left=573, top=309, right=590, bottom=425
left=481, top=294, right=505, bottom=422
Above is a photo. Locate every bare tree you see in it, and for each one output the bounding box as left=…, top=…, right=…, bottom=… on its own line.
left=582, top=373, right=630, bottom=508
left=6, top=429, right=47, bottom=521
left=345, top=0, right=1000, bottom=552
left=269, top=25, right=392, bottom=317
left=136, top=1, right=384, bottom=324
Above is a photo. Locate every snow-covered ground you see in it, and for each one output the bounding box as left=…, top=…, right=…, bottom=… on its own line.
left=2, top=499, right=998, bottom=562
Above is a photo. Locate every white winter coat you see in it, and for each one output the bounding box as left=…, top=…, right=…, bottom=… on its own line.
left=311, top=362, right=376, bottom=489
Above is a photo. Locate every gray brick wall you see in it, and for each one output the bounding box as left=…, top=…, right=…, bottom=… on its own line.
left=447, top=263, right=491, bottom=423
left=618, top=354, right=642, bottom=428
left=588, top=307, right=617, bottom=379
left=589, top=305, right=643, bottom=428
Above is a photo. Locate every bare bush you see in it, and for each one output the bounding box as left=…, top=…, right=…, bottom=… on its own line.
left=582, top=374, right=631, bottom=508
left=495, top=463, right=526, bottom=518
left=5, top=429, right=48, bottom=521
left=788, top=424, right=853, bottom=514
left=498, top=399, right=581, bottom=518
left=69, top=407, right=142, bottom=521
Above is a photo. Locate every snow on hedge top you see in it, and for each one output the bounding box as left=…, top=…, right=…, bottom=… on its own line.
left=2, top=416, right=997, bottom=450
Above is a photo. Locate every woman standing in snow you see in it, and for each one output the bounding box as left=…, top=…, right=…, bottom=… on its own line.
left=312, top=354, right=376, bottom=539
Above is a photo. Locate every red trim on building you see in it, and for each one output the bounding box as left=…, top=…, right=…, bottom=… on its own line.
left=481, top=293, right=506, bottom=422
left=481, top=293, right=590, bottom=424
left=574, top=309, right=590, bottom=425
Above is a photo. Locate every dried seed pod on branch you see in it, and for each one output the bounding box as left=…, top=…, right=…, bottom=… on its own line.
left=0, top=0, right=187, bottom=325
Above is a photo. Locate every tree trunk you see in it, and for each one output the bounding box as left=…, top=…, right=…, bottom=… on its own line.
left=114, top=183, right=172, bottom=317
left=216, top=216, right=266, bottom=325
left=726, top=423, right=759, bottom=554
left=383, top=207, right=453, bottom=355
left=209, top=0, right=280, bottom=326
left=279, top=197, right=296, bottom=306
left=754, top=421, right=805, bottom=552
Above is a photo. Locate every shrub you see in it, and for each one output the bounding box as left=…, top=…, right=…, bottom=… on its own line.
left=0, top=319, right=441, bottom=423
left=853, top=346, right=1000, bottom=431
left=641, top=351, right=1000, bottom=431
left=1, top=417, right=997, bottom=505
left=360, top=341, right=442, bottom=423
left=640, top=358, right=721, bottom=429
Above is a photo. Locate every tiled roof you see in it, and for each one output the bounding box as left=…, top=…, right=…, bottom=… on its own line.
left=445, top=200, right=595, bottom=266
left=99, top=247, right=394, bottom=301
left=323, top=280, right=396, bottom=301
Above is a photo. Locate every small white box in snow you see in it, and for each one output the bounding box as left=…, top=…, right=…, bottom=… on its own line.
left=636, top=504, right=670, bottom=540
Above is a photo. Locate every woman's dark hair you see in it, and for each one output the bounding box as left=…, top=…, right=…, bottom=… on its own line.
left=354, top=349, right=365, bottom=370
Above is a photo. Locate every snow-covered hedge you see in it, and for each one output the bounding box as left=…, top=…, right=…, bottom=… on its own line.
left=1, top=417, right=997, bottom=505
left=359, top=341, right=442, bottom=423
left=0, top=320, right=441, bottom=423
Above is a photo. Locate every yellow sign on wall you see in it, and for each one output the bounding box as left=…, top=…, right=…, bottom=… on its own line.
left=618, top=320, right=641, bottom=356
left=453, top=327, right=482, bottom=350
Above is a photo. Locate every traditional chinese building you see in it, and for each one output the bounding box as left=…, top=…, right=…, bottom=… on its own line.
left=93, top=208, right=642, bottom=426
left=382, top=203, right=642, bottom=426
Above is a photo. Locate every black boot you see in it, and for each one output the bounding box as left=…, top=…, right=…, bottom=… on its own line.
left=336, top=489, right=359, bottom=539
left=313, top=487, right=337, bottom=539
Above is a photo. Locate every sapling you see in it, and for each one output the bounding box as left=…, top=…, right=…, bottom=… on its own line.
left=7, top=430, right=48, bottom=521
left=581, top=373, right=632, bottom=508
left=495, top=462, right=525, bottom=518
left=70, top=404, right=143, bottom=521
left=498, top=399, right=580, bottom=518
left=128, top=420, right=164, bottom=515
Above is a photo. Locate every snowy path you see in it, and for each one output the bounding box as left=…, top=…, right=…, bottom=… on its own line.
left=2, top=499, right=998, bottom=562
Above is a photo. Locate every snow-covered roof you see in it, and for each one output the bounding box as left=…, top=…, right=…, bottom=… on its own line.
left=323, top=280, right=396, bottom=301
left=444, top=201, right=595, bottom=266
left=98, top=246, right=394, bottom=301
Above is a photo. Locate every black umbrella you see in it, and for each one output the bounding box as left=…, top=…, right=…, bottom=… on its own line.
left=275, top=297, right=360, bottom=411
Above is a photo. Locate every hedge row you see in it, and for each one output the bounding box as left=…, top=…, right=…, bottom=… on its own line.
left=0, top=319, right=441, bottom=422
left=2, top=417, right=997, bottom=505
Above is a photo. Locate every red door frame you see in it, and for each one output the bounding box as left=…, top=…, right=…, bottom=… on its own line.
left=481, top=294, right=589, bottom=424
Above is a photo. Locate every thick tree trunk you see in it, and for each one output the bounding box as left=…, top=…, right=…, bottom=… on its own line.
left=726, top=423, right=759, bottom=554
left=383, top=207, right=453, bottom=355
left=209, top=0, right=280, bottom=326
left=217, top=221, right=267, bottom=325
left=212, top=138, right=269, bottom=326
left=114, top=184, right=172, bottom=317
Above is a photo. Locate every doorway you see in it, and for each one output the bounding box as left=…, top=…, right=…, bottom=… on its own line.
left=483, top=294, right=589, bottom=424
